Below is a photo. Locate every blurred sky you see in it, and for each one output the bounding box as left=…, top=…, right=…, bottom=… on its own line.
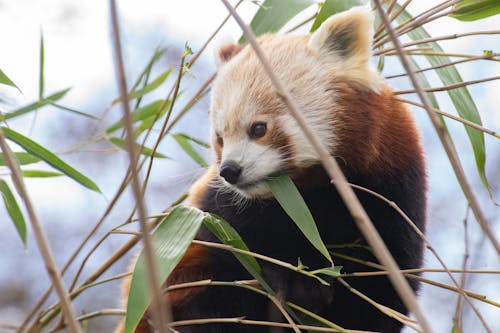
left=0, top=1, right=499, bottom=332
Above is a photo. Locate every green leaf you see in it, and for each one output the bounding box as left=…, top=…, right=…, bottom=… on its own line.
left=22, top=170, right=63, bottom=177
left=108, top=137, right=168, bottom=159
left=1, top=127, right=100, bottom=192
left=266, top=173, right=332, bottom=263
left=0, top=179, right=27, bottom=246
left=240, top=0, right=314, bottom=43
left=311, top=266, right=342, bottom=278
left=106, top=100, right=170, bottom=134
left=131, top=47, right=167, bottom=92
left=2, top=88, right=71, bottom=121
left=393, top=6, right=490, bottom=195
left=125, top=206, right=205, bottom=333
left=172, top=133, right=208, bottom=168
left=203, top=214, right=262, bottom=276
left=450, top=0, right=500, bottom=21
left=112, top=68, right=173, bottom=105
left=50, top=103, right=99, bottom=119
left=39, top=32, right=45, bottom=100
left=0, top=69, right=21, bottom=92
left=0, top=152, right=40, bottom=166
left=310, top=0, right=367, bottom=32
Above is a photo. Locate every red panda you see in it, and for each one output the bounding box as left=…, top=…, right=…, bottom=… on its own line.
left=116, top=7, right=426, bottom=333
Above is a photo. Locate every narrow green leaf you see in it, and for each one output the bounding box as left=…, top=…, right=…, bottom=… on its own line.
left=125, top=206, right=205, bottom=333
left=172, top=133, right=208, bottom=168
left=3, top=88, right=71, bottom=121
left=22, top=170, right=63, bottom=177
left=2, top=127, right=100, bottom=192
left=173, top=133, right=210, bottom=148
left=108, top=137, right=168, bottom=159
left=393, top=6, right=490, bottom=195
left=39, top=32, right=45, bottom=100
left=106, top=100, right=170, bottom=134
left=203, top=214, right=262, bottom=276
left=0, top=179, right=27, bottom=245
left=131, top=47, right=168, bottom=92
left=240, top=0, right=314, bottom=43
left=310, top=0, right=367, bottom=32
left=0, top=152, right=40, bottom=166
left=0, top=69, right=21, bottom=92
left=266, top=173, right=332, bottom=263
left=311, top=266, right=342, bottom=278
left=112, top=68, right=173, bottom=105
left=450, top=0, right=500, bottom=21
left=50, top=103, right=99, bottom=119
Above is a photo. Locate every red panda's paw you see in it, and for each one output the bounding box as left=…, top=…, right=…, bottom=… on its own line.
left=262, top=263, right=334, bottom=313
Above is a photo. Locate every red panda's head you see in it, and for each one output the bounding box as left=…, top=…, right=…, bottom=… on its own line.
left=210, top=7, right=382, bottom=198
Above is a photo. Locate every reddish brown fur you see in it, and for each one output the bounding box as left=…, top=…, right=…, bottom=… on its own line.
left=165, top=243, right=212, bottom=309
left=333, top=83, right=425, bottom=176
left=218, top=44, right=244, bottom=63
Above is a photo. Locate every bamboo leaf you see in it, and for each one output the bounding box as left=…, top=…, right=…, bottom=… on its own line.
left=392, top=6, right=491, bottom=195
left=112, top=68, right=173, bottom=105
left=450, top=0, right=500, bottom=21
left=173, top=133, right=210, bottom=148
left=172, top=133, right=208, bottom=168
left=0, top=69, right=21, bottom=92
left=0, top=179, right=27, bottom=246
left=106, top=100, right=170, bottom=134
left=39, top=32, right=45, bottom=99
left=131, top=47, right=167, bottom=92
left=22, top=170, right=63, bottom=177
left=240, top=0, right=314, bottom=43
left=0, top=152, right=40, bottom=166
left=311, top=266, right=342, bottom=278
left=50, top=103, right=99, bottom=119
left=108, top=137, right=168, bottom=158
left=311, top=0, right=367, bottom=32
left=125, top=206, right=205, bottom=333
left=2, top=127, right=100, bottom=192
left=2, top=88, right=71, bottom=121
left=266, top=173, right=332, bottom=263
left=203, top=214, right=262, bottom=276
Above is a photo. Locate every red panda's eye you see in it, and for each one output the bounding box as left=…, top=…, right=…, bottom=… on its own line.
left=216, top=134, right=223, bottom=147
left=249, top=122, right=267, bottom=139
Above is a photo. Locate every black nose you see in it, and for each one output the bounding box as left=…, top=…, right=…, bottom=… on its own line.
left=219, top=160, right=242, bottom=184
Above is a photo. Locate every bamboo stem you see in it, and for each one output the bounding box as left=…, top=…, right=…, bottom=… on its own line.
left=109, top=1, right=171, bottom=331
left=0, top=131, right=82, bottom=333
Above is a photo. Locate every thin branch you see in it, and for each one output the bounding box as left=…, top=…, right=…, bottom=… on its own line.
left=337, top=278, right=421, bottom=332
left=0, top=137, right=82, bottom=333
left=346, top=182, right=491, bottom=331
left=395, top=75, right=500, bottom=94
left=374, top=0, right=460, bottom=48
left=453, top=206, right=471, bottom=332
left=220, top=1, right=432, bottom=332
left=373, top=0, right=500, bottom=259
left=109, top=1, right=171, bottom=332
left=169, top=317, right=373, bottom=333
left=385, top=53, right=500, bottom=79
left=399, top=98, right=500, bottom=139
left=373, top=0, right=412, bottom=39
left=332, top=253, right=500, bottom=308
left=375, top=30, right=500, bottom=56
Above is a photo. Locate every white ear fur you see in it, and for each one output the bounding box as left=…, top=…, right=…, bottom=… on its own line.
left=308, top=7, right=381, bottom=91
left=309, top=6, right=373, bottom=61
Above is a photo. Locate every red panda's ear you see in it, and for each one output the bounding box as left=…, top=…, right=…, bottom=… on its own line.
left=214, top=42, right=244, bottom=69
left=308, top=7, right=373, bottom=66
